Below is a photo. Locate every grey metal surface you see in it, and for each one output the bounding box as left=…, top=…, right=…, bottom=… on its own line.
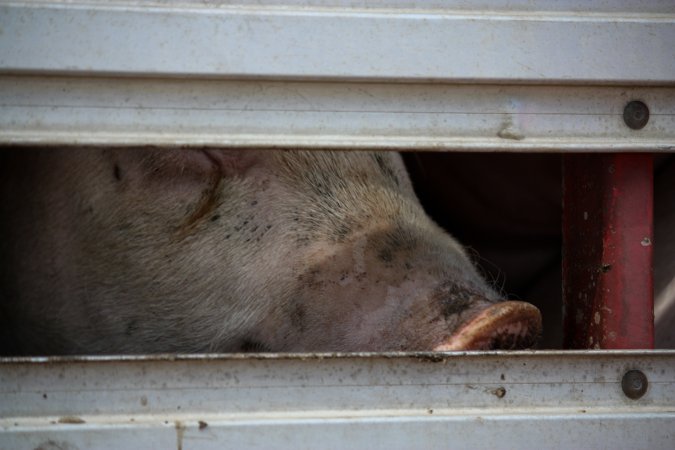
left=1, top=76, right=674, bottom=150
left=1, top=351, right=674, bottom=449
left=2, top=1, right=674, bottom=83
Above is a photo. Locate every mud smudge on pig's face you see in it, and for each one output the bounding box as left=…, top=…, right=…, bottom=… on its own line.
left=0, top=148, right=541, bottom=354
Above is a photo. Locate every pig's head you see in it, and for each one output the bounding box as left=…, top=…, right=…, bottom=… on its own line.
left=0, top=148, right=541, bottom=354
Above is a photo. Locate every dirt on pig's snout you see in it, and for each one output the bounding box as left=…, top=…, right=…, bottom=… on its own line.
left=0, top=149, right=541, bottom=355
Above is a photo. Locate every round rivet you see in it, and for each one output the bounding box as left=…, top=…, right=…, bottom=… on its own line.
left=621, top=370, right=648, bottom=399
left=623, top=101, right=649, bottom=130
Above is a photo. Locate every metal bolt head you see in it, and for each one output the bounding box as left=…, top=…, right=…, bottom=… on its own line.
left=621, top=370, right=648, bottom=399
left=623, top=101, right=649, bottom=130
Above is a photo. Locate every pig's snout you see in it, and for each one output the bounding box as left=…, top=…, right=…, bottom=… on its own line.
left=434, top=301, right=542, bottom=351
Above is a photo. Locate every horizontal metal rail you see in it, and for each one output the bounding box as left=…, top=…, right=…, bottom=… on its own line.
left=1, top=351, right=674, bottom=449
left=2, top=0, right=674, bottom=83
left=1, top=77, right=674, bottom=150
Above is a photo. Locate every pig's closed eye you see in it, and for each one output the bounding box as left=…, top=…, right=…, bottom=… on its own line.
left=199, top=149, right=259, bottom=177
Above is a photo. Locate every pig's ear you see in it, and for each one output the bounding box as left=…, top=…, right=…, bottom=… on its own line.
left=434, top=301, right=542, bottom=351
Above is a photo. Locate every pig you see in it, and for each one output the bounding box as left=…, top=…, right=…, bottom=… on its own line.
left=0, top=148, right=541, bottom=355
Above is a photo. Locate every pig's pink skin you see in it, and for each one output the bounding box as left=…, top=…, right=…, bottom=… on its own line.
left=0, top=149, right=538, bottom=354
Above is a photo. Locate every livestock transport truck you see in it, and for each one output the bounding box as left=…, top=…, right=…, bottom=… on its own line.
left=0, top=1, right=674, bottom=449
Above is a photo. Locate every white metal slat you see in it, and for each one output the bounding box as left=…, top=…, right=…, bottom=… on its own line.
left=1, top=77, right=674, bottom=150
left=2, top=0, right=674, bottom=83
left=1, top=352, right=674, bottom=449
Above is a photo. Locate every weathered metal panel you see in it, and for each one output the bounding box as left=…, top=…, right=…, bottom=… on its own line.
left=1, top=1, right=674, bottom=150
left=1, top=77, right=674, bottom=150
left=563, top=154, right=655, bottom=349
left=1, top=352, right=674, bottom=449
left=1, top=1, right=674, bottom=84
left=5, top=415, right=675, bottom=450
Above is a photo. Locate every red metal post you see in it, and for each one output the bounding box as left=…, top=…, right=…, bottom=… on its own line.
left=562, top=154, right=654, bottom=349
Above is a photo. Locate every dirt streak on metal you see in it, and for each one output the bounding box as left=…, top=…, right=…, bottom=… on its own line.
left=175, top=420, right=186, bottom=450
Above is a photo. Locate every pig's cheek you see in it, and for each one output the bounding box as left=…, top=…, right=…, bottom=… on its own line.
left=281, top=243, right=488, bottom=351
left=276, top=243, right=421, bottom=348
